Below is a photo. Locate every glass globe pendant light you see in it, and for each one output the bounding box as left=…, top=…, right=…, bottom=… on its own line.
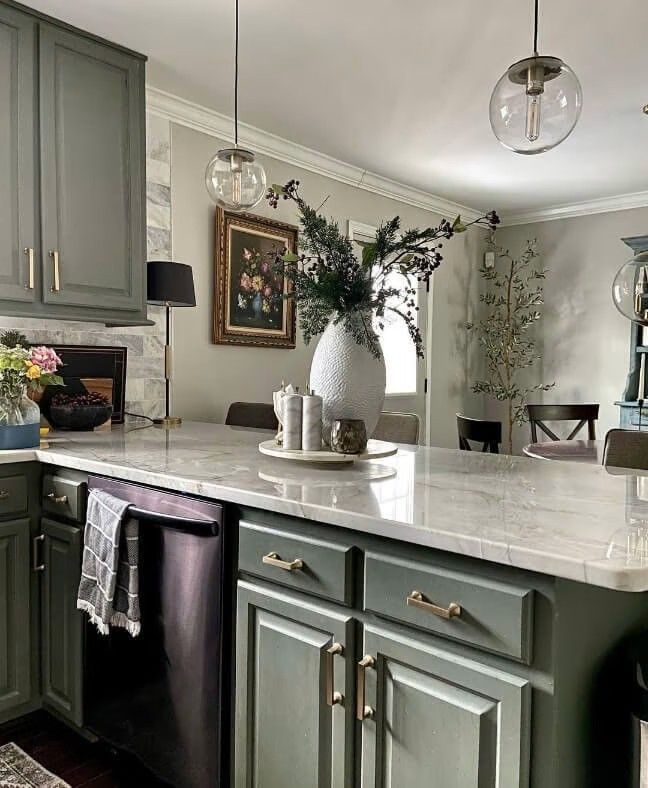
left=612, top=250, right=648, bottom=326
left=612, top=246, right=648, bottom=407
left=205, top=0, right=266, bottom=210
left=489, top=0, right=582, bottom=154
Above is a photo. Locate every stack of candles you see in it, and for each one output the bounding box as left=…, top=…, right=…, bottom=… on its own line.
left=283, top=388, right=323, bottom=451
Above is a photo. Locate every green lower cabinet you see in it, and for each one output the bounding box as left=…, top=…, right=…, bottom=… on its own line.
left=40, top=518, right=83, bottom=726
left=235, top=581, right=355, bottom=788
left=360, top=623, right=531, bottom=788
left=0, top=519, right=31, bottom=715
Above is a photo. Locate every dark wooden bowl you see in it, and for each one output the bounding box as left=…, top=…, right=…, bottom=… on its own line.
left=48, top=403, right=113, bottom=431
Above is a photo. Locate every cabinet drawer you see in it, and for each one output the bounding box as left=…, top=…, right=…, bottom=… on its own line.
left=364, top=551, right=534, bottom=662
left=42, top=473, right=87, bottom=523
left=238, top=520, right=354, bottom=605
left=0, top=474, right=28, bottom=518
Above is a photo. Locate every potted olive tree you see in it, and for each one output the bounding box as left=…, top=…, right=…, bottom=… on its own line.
left=467, top=240, right=554, bottom=454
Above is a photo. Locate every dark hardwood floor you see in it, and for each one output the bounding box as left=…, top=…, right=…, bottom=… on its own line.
left=0, top=712, right=168, bottom=787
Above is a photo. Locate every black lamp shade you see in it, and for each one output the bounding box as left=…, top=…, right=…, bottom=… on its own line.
left=147, top=261, right=196, bottom=307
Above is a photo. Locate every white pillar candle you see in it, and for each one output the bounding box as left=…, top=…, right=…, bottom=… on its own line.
left=283, top=394, right=303, bottom=450
left=302, top=393, right=323, bottom=451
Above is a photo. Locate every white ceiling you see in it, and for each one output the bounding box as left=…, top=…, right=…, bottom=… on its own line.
left=26, top=0, right=648, bottom=216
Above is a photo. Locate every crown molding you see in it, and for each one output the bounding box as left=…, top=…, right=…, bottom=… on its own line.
left=145, top=86, right=482, bottom=222
left=147, top=86, right=648, bottom=228
left=501, top=190, right=648, bottom=226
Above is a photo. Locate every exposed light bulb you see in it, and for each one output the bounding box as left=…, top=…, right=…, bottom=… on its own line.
left=230, top=153, right=243, bottom=208
left=525, top=94, right=541, bottom=142
left=635, top=266, right=648, bottom=322
left=524, top=64, right=544, bottom=142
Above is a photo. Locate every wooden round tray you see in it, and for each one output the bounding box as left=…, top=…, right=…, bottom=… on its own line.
left=258, top=439, right=398, bottom=464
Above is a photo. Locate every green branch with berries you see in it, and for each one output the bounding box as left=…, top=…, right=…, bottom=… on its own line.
left=267, top=180, right=500, bottom=358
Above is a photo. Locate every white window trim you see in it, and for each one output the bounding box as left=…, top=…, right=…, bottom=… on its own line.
left=347, top=220, right=379, bottom=245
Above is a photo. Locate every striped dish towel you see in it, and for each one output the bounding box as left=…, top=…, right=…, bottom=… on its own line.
left=77, top=489, right=141, bottom=637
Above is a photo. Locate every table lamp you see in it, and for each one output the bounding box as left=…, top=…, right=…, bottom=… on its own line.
left=147, top=261, right=196, bottom=428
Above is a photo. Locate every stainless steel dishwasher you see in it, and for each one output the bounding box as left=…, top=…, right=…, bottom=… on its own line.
left=84, top=475, right=227, bottom=788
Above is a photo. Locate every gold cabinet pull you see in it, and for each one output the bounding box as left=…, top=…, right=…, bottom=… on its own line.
left=356, top=655, right=375, bottom=721
left=407, top=590, right=461, bottom=620
left=325, top=642, right=344, bottom=707
left=32, top=533, right=45, bottom=572
left=23, top=247, right=34, bottom=289
left=0, top=490, right=9, bottom=501
left=49, top=250, right=60, bottom=292
left=47, top=492, right=68, bottom=505
left=262, top=551, right=304, bottom=572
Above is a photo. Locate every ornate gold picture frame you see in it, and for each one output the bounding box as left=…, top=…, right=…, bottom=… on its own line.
left=213, top=209, right=297, bottom=348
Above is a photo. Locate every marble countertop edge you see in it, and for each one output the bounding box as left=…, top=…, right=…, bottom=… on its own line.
left=0, top=422, right=646, bottom=593
left=30, top=448, right=648, bottom=594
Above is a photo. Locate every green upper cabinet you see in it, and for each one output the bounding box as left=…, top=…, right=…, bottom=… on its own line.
left=0, top=0, right=147, bottom=325
left=39, top=25, right=145, bottom=314
left=0, top=518, right=31, bottom=716
left=359, top=624, right=531, bottom=788
left=235, top=581, right=355, bottom=788
left=0, top=4, right=37, bottom=304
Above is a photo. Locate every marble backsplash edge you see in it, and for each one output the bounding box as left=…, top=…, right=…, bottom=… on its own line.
left=0, top=112, right=172, bottom=421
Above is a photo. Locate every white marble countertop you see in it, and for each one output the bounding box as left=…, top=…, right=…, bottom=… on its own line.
left=3, top=421, right=648, bottom=592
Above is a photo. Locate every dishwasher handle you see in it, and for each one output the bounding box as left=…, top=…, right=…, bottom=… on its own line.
left=127, top=505, right=220, bottom=537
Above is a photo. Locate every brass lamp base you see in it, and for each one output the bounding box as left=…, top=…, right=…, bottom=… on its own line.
left=153, top=416, right=182, bottom=428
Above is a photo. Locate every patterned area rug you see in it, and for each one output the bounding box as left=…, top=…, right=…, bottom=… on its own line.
left=0, top=743, right=70, bottom=788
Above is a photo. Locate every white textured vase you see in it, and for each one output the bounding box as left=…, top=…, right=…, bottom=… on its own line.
left=310, top=321, right=386, bottom=443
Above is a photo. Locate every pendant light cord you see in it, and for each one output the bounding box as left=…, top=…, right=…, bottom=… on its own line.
left=234, top=0, right=239, bottom=146
left=533, top=0, right=539, bottom=54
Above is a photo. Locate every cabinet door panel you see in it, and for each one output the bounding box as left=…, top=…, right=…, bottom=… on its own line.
left=41, top=518, right=83, bottom=726
left=0, top=519, right=30, bottom=714
left=361, top=624, right=530, bottom=788
left=236, top=581, right=354, bottom=788
left=0, top=5, right=36, bottom=302
left=39, top=25, right=145, bottom=311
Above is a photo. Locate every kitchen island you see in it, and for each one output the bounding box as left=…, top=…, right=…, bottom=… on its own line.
left=2, top=421, right=648, bottom=787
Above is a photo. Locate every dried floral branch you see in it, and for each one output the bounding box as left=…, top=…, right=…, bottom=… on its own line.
left=268, top=180, right=500, bottom=358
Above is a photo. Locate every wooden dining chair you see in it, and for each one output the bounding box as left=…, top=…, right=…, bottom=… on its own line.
left=372, top=412, right=420, bottom=445
left=603, top=429, right=648, bottom=471
left=526, top=404, right=599, bottom=442
left=456, top=414, right=502, bottom=453
left=225, top=402, right=278, bottom=431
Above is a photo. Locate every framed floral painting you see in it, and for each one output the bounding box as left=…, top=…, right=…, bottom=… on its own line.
left=213, top=209, right=298, bottom=348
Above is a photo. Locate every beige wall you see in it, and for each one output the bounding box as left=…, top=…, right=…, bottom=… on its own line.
left=495, top=206, right=648, bottom=452
left=170, top=123, right=487, bottom=447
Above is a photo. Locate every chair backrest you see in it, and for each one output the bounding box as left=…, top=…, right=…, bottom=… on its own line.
left=526, top=404, right=599, bottom=442
left=603, top=429, right=648, bottom=471
left=225, top=402, right=278, bottom=431
left=373, top=412, right=420, bottom=445
left=456, top=414, right=502, bottom=453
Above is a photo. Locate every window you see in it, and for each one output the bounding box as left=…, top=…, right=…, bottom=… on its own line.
left=348, top=221, right=419, bottom=396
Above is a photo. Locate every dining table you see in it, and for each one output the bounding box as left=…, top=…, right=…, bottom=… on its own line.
left=523, top=439, right=604, bottom=464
